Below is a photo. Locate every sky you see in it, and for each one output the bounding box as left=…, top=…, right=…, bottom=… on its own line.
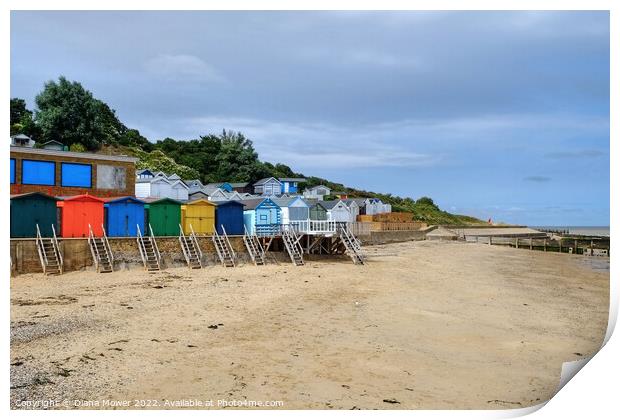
left=10, top=11, right=610, bottom=226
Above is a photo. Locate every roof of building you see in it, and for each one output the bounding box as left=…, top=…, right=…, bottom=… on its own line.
left=10, top=191, right=58, bottom=201
left=57, top=194, right=106, bottom=203
left=168, top=173, right=181, bottom=180
left=141, top=197, right=183, bottom=205
left=321, top=200, right=345, bottom=210
left=240, top=197, right=280, bottom=210
left=10, top=145, right=138, bottom=163
left=306, top=184, right=331, bottom=191
left=42, top=140, right=64, bottom=146
left=253, top=177, right=282, bottom=186
left=271, top=197, right=295, bottom=207
left=103, top=196, right=145, bottom=204
left=229, top=182, right=250, bottom=188
left=279, top=177, right=306, bottom=182
left=11, top=134, right=32, bottom=140
left=136, top=176, right=171, bottom=184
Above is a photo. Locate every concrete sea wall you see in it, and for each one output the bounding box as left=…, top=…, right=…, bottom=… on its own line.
left=10, top=229, right=429, bottom=276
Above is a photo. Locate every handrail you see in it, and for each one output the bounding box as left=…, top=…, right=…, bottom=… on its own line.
left=149, top=223, right=161, bottom=263
left=136, top=224, right=147, bottom=269
left=51, top=224, right=63, bottom=273
left=88, top=224, right=101, bottom=271
left=35, top=224, right=48, bottom=274
left=243, top=225, right=254, bottom=260
left=178, top=224, right=191, bottom=265
left=190, top=224, right=203, bottom=260
left=221, top=225, right=236, bottom=261
left=212, top=224, right=226, bottom=264
left=102, top=224, right=114, bottom=265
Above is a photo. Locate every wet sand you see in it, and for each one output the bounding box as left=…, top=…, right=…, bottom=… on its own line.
left=10, top=240, right=609, bottom=409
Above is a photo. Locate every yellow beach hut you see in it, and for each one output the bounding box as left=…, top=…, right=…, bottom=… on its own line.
left=181, top=199, right=216, bottom=234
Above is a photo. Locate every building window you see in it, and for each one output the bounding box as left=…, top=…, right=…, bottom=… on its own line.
left=61, top=162, right=92, bottom=188
left=10, top=158, right=15, bottom=184
left=22, top=159, right=56, bottom=186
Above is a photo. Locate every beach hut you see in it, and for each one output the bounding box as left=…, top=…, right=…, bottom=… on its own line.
left=242, top=198, right=281, bottom=235
left=57, top=194, right=105, bottom=238
left=144, top=197, right=182, bottom=236
left=135, top=176, right=172, bottom=199
left=215, top=201, right=245, bottom=235
left=182, top=199, right=216, bottom=235
left=324, top=200, right=352, bottom=223
left=169, top=180, right=189, bottom=201
left=10, top=192, right=59, bottom=238
left=103, top=196, right=146, bottom=237
left=273, top=196, right=309, bottom=225
left=253, top=177, right=283, bottom=196
left=309, top=201, right=328, bottom=220
left=342, top=199, right=360, bottom=222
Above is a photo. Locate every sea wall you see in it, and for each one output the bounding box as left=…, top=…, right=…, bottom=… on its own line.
left=10, top=229, right=429, bottom=276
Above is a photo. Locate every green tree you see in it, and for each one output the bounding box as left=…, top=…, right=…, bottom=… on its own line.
left=10, top=98, right=40, bottom=139
left=69, top=143, right=86, bottom=152
left=34, top=76, right=126, bottom=150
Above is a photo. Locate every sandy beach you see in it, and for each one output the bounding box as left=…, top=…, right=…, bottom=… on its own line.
left=10, top=240, right=609, bottom=410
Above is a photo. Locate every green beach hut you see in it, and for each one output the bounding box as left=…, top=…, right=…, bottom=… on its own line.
left=10, top=192, right=59, bottom=238
left=144, top=197, right=182, bottom=236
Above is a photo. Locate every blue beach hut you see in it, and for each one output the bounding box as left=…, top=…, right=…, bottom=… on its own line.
left=103, top=196, right=146, bottom=237
left=241, top=198, right=281, bottom=236
left=215, top=200, right=245, bottom=235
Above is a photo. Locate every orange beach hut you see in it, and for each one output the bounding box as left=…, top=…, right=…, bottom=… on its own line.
left=57, top=194, right=105, bottom=238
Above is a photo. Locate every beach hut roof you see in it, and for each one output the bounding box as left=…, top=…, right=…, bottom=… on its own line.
left=215, top=200, right=245, bottom=207
left=102, top=196, right=145, bottom=204
left=186, top=198, right=216, bottom=206
left=169, top=179, right=189, bottom=189
left=241, top=197, right=279, bottom=210
left=279, top=177, right=306, bottom=182
left=320, top=200, right=344, bottom=210
left=271, top=197, right=294, bottom=207
left=57, top=194, right=106, bottom=203
left=253, top=177, right=282, bottom=186
left=141, top=197, right=183, bottom=205
left=310, top=201, right=327, bottom=210
left=229, top=182, right=249, bottom=188
left=10, top=191, right=58, bottom=201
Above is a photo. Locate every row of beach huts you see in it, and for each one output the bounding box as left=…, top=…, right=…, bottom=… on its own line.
left=10, top=167, right=392, bottom=239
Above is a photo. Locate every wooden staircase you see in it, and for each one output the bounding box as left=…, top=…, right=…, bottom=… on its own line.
left=243, top=226, right=266, bottom=265
left=213, top=225, right=236, bottom=267
left=137, top=224, right=162, bottom=271
left=339, top=223, right=365, bottom=265
left=88, top=224, right=114, bottom=273
left=35, top=224, right=63, bottom=275
left=179, top=224, right=202, bottom=269
left=282, top=226, right=304, bottom=266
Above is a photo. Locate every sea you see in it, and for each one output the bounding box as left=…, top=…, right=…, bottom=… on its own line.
left=531, top=226, right=610, bottom=237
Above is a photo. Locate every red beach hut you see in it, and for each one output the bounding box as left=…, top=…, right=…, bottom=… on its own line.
left=56, top=194, right=105, bottom=238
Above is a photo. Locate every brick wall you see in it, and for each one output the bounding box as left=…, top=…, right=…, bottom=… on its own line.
left=10, top=150, right=136, bottom=197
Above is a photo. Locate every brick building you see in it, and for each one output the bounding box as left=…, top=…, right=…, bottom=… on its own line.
left=10, top=146, right=138, bottom=197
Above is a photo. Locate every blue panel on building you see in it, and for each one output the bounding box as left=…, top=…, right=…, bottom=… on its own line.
left=104, top=197, right=145, bottom=237
left=10, top=159, right=15, bottom=184
left=61, top=163, right=92, bottom=187
left=22, top=160, right=55, bottom=185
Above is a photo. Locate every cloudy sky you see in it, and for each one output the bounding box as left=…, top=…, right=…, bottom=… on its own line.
left=11, top=11, right=609, bottom=226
